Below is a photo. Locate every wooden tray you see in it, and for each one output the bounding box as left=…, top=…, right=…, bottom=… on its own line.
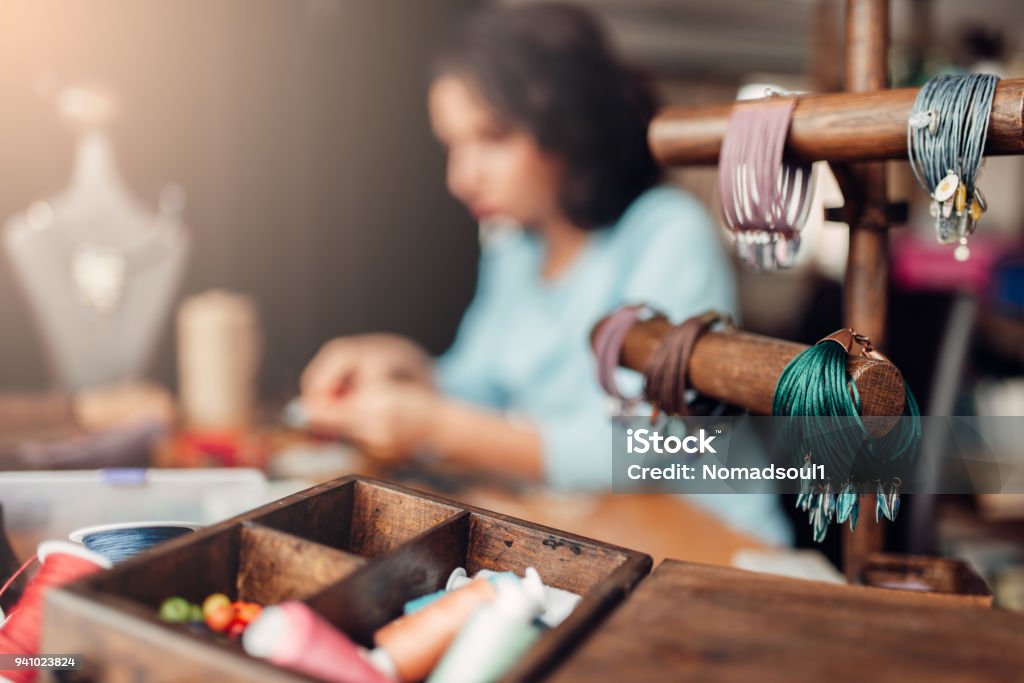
left=41, top=476, right=652, bottom=682
left=547, top=560, right=1024, bottom=683
left=859, top=552, right=993, bottom=607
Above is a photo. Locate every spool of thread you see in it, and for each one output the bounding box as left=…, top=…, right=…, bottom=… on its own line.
left=401, top=588, right=446, bottom=616
left=427, top=575, right=545, bottom=683
left=403, top=571, right=517, bottom=616
left=446, top=567, right=581, bottom=628
left=69, top=522, right=198, bottom=565
left=0, top=541, right=109, bottom=683
left=372, top=578, right=499, bottom=683
left=444, top=567, right=470, bottom=591
left=178, top=290, right=262, bottom=429
left=243, top=601, right=391, bottom=683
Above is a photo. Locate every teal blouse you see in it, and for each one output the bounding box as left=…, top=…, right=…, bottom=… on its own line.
left=436, top=186, right=792, bottom=545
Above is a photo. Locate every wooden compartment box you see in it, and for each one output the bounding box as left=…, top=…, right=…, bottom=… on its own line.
left=858, top=552, right=993, bottom=606
left=41, top=476, right=652, bottom=682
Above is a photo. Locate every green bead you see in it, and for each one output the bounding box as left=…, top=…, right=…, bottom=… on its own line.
left=159, top=597, right=192, bottom=623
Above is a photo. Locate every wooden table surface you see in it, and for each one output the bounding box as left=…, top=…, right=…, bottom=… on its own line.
left=549, top=559, right=1024, bottom=683
left=4, top=422, right=767, bottom=570
left=5, top=477, right=764, bottom=576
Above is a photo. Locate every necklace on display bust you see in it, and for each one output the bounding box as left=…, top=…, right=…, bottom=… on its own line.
left=2, top=84, right=190, bottom=390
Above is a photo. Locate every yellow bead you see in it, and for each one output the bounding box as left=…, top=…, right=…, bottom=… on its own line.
left=970, top=199, right=984, bottom=221
left=974, top=187, right=988, bottom=212
left=955, top=184, right=967, bottom=213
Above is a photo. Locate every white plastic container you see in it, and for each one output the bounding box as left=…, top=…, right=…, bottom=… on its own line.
left=0, top=468, right=305, bottom=557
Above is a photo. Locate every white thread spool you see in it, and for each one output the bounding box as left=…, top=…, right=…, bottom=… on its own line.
left=446, top=567, right=582, bottom=628
left=177, top=290, right=261, bottom=429
left=426, top=576, right=545, bottom=683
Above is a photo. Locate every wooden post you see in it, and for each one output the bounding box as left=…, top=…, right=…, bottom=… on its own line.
left=841, top=0, right=890, bottom=582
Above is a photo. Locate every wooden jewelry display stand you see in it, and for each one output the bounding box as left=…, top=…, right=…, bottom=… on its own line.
left=595, top=0, right=1024, bottom=580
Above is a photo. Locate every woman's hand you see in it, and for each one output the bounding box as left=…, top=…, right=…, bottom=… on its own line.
left=304, top=382, right=440, bottom=463
left=306, top=380, right=545, bottom=481
left=301, top=334, right=434, bottom=402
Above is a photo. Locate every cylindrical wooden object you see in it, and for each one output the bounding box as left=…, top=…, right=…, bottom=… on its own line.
left=596, top=316, right=906, bottom=423
left=649, top=79, right=1024, bottom=166
left=177, top=290, right=262, bottom=430
left=841, top=0, right=891, bottom=580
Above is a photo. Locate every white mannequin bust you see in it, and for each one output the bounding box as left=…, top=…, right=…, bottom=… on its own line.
left=3, top=85, right=190, bottom=391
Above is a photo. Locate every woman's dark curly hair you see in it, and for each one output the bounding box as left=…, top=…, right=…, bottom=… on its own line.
left=432, top=2, right=662, bottom=230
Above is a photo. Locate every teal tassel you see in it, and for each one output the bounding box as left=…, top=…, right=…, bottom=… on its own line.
left=811, top=503, right=828, bottom=543
left=774, top=339, right=921, bottom=542
left=886, top=481, right=902, bottom=521
left=875, top=482, right=890, bottom=522
left=836, top=481, right=856, bottom=524
left=823, top=482, right=836, bottom=520
left=796, top=476, right=813, bottom=512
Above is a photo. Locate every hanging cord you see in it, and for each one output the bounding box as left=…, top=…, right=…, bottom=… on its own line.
left=907, top=73, right=999, bottom=258
left=718, top=95, right=817, bottom=270
left=0, top=545, right=107, bottom=683
left=0, top=556, right=37, bottom=622
left=772, top=331, right=921, bottom=542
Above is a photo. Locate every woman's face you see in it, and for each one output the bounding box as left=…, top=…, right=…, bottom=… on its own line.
left=428, top=76, right=564, bottom=226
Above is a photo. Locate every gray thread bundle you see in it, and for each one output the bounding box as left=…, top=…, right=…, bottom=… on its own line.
left=907, top=73, right=998, bottom=197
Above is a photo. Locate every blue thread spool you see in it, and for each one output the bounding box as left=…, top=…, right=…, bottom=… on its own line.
left=69, top=522, right=199, bottom=565
left=402, top=569, right=520, bottom=616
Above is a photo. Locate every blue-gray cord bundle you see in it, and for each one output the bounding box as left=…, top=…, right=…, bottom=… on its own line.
left=79, top=526, right=194, bottom=564
left=907, top=73, right=999, bottom=260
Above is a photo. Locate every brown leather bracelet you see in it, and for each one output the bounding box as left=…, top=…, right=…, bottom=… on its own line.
left=642, top=311, right=734, bottom=417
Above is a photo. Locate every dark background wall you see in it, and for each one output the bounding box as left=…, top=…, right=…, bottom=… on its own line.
left=0, top=0, right=479, bottom=396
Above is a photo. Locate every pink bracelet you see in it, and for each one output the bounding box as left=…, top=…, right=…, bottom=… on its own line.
left=718, top=95, right=816, bottom=270
left=592, top=304, right=661, bottom=404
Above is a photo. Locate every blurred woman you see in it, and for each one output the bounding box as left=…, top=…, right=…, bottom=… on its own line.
left=301, top=3, right=790, bottom=545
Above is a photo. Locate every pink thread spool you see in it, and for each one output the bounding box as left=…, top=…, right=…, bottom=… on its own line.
left=0, top=542, right=109, bottom=683
left=243, top=601, right=391, bottom=683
